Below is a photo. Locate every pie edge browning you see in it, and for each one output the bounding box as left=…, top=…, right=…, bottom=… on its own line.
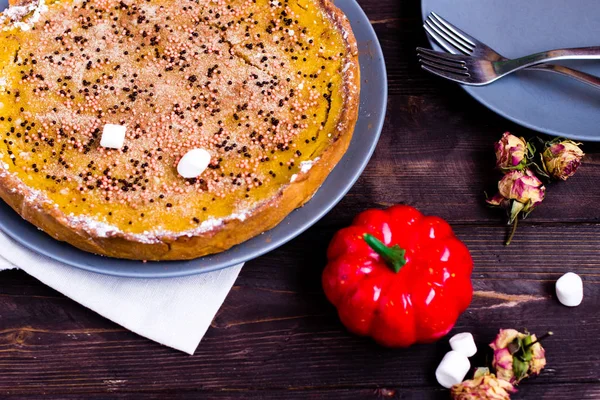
left=0, top=0, right=361, bottom=260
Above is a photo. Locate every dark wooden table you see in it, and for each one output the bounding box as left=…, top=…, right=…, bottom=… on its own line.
left=2, top=1, right=599, bottom=398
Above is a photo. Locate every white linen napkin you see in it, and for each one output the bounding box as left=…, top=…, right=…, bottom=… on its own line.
left=0, top=230, right=243, bottom=355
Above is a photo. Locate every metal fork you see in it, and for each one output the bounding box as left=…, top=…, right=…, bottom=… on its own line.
left=422, top=12, right=600, bottom=89
left=417, top=21, right=600, bottom=86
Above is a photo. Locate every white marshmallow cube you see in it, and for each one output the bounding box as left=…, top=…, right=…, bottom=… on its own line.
left=435, top=350, right=471, bottom=389
left=449, top=332, right=477, bottom=357
left=556, top=272, right=583, bottom=307
left=177, top=148, right=211, bottom=179
left=100, top=124, right=126, bottom=149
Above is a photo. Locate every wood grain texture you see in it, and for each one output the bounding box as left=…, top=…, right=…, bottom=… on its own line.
left=1, top=0, right=599, bottom=398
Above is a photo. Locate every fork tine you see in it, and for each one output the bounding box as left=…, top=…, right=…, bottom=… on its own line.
left=416, top=47, right=467, bottom=65
left=420, top=64, right=470, bottom=84
left=418, top=53, right=468, bottom=72
left=423, top=24, right=458, bottom=54
left=430, top=12, right=476, bottom=47
left=424, top=19, right=472, bottom=55
left=427, top=15, right=474, bottom=52
left=419, top=58, right=469, bottom=76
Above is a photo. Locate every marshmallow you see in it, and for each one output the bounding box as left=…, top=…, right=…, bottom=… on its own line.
left=177, top=148, right=211, bottom=179
left=435, top=350, right=471, bottom=389
left=449, top=332, right=477, bottom=357
left=100, top=124, right=126, bottom=149
left=556, top=272, right=583, bottom=307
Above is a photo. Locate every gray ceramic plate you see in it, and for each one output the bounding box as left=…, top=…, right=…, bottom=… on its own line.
left=421, top=0, right=600, bottom=141
left=0, top=0, right=387, bottom=278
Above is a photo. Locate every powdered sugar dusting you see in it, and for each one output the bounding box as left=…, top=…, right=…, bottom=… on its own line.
left=69, top=214, right=122, bottom=239
left=290, top=157, right=320, bottom=182
left=300, top=157, right=319, bottom=173
left=68, top=209, right=250, bottom=243
left=3, top=165, right=252, bottom=243
left=1, top=0, right=48, bottom=30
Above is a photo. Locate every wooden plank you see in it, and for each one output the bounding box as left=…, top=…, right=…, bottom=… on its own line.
left=360, top=0, right=444, bottom=95
left=0, top=223, right=598, bottom=397
left=331, top=94, right=600, bottom=225
left=2, top=384, right=600, bottom=399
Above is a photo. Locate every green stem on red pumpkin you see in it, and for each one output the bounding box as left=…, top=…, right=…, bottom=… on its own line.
left=363, top=233, right=406, bottom=273
left=506, top=215, right=519, bottom=246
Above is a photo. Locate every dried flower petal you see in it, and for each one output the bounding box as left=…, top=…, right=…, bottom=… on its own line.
left=495, top=133, right=528, bottom=172
left=489, top=329, right=548, bottom=384
left=529, top=339, right=547, bottom=375
left=486, top=193, right=510, bottom=208
left=451, top=367, right=516, bottom=400
left=542, top=140, right=584, bottom=181
left=487, top=169, right=545, bottom=224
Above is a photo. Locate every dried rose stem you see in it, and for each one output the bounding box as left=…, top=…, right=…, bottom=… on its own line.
left=505, top=216, right=519, bottom=246
left=525, top=331, right=554, bottom=349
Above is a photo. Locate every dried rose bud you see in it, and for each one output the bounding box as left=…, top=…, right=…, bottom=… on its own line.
left=451, top=367, right=516, bottom=400
left=489, top=329, right=550, bottom=385
left=497, top=170, right=545, bottom=212
left=542, top=140, right=584, bottom=181
left=495, top=132, right=529, bottom=172
left=486, top=169, right=546, bottom=244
